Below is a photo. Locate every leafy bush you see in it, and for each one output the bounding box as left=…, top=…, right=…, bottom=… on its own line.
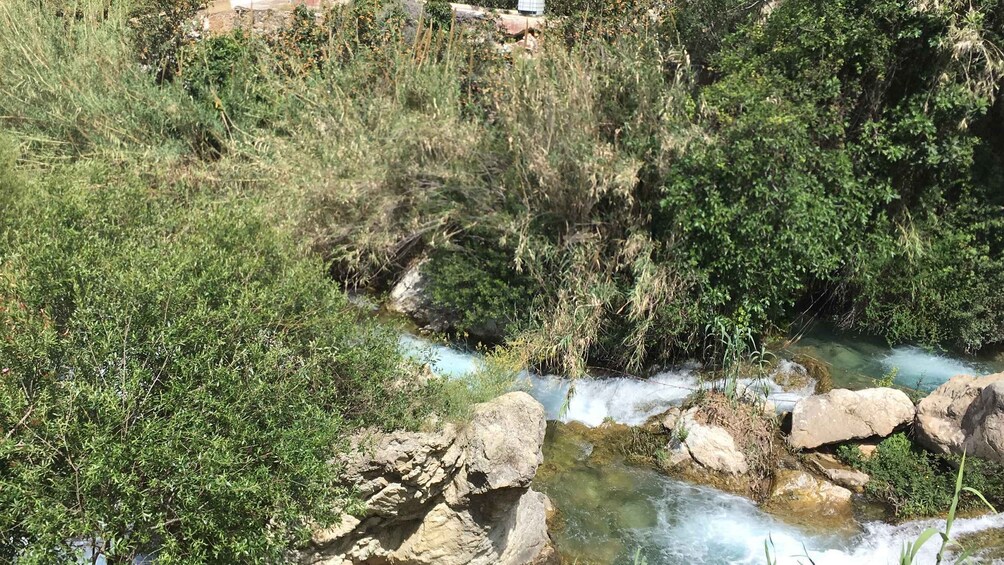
left=424, top=236, right=535, bottom=339
left=129, top=0, right=208, bottom=80
left=0, top=146, right=440, bottom=562
left=839, top=434, right=1004, bottom=518
left=424, top=0, right=455, bottom=29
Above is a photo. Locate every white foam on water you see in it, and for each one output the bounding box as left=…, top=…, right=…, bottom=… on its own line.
left=635, top=470, right=1004, bottom=564
left=398, top=334, right=481, bottom=378
left=806, top=513, right=1004, bottom=565
left=401, top=335, right=1004, bottom=564
left=523, top=369, right=700, bottom=427
left=398, top=335, right=818, bottom=427
left=882, top=346, right=985, bottom=391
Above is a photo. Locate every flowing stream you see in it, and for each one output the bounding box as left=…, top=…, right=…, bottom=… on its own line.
left=399, top=334, right=1004, bottom=564
left=783, top=323, right=1004, bottom=392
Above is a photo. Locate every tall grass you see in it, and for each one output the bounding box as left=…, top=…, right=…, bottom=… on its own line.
left=899, top=453, right=999, bottom=565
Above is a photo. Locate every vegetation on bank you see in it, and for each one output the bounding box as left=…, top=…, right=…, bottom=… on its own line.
left=269, top=0, right=1003, bottom=375
left=0, top=1, right=506, bottom=561
left=12, top=0, right=996, bottom=380
left=838, top=434, right=1004, bottom=519
left=1, top=0, right=1003, bottom=560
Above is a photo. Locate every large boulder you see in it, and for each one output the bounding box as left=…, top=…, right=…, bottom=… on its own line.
left=916, top=373, right=1004, bottom=462
left=304, top=392, right=552, bottom=565
left=788, top=388, right=915, bottom=449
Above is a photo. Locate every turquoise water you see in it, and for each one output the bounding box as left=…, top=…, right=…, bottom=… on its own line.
left=783, top=323, right=1004, bottom=392
left=538, top=422, right=1004, bottom=565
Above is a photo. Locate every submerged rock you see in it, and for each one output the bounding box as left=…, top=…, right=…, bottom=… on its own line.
left=304, top=392, right=552, bottom=565
left=766, top=470, right=853, bottom=524
left=788, top=388, right=915, bottom=449
left=915, top=372, right=1004, bottom=462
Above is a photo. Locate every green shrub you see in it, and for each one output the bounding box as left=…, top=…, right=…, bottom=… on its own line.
left=128, top=0, right=208, bottom=80
left=424, top=236, right=536, bottom=338
left=424, top=0, right=455, bottom=30
left=0, top=153, right=440, bottom=562
left=840, top=434, right=1004, bottom=518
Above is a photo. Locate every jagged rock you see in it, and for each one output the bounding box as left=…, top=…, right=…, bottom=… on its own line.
left=915, top=373, right=1004, bottom=463
left=460, top=391, right=546, bottom=495
left=806, top=453, right=869, bottom=492
left=669, top=410, right=748, bottom=475
left=768, top=470, right=853, bottom=520
left=304, top=392, right=551, bottom=565
left=788, top=388, right=915, bottom=449
left=661, top=440, right=693, bottom=469
left=961, top=380, right=1004, bottom=462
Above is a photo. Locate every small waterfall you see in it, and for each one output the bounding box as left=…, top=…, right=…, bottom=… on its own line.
left=399, top=335, right=816, bottom=426
left=881, top=345, right=986, bottom=391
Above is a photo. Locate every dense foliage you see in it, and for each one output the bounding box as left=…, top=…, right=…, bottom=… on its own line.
left=838, top=434, right=1004, bottom=518
left=0, top=152, right=435, bottom=563
left=2, top=0, right=1003, bottom=558
left=0, top=2, right=499, bottom=561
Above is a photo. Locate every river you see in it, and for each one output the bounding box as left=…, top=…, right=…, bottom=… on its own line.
left=399, top=332, right=1004, bottom=564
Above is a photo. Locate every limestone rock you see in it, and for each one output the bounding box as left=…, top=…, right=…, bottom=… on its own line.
left=387, top=260, right=451, bottom=333
left=806, top=453, right=869, bottom=492
left=660, top=407, right=681, bottom=432
left=768, top=470, right=853, bottom=520
left=461, top=392, right=546, bottom=495
left=674, top=410, right=748, bottom=475
left=788, top=388, right=915, bottom=449
left=305, top=393, right=551, bottom=565
left=661, top=440, right=693, bottom=469
left=961, top=380, right=1004, bottom=461
left=915, top=373, right=1004, bottom=463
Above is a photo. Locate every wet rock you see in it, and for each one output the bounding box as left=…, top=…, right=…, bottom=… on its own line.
left=304, top=392, right=551, bottom=565
left=788, top=388, right=915, bottom=449
left=806, top=453, right=869, bottom=492
left=915, top=373, right=1004, bottom=463
left=767, top=470, right=853, bottom=521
